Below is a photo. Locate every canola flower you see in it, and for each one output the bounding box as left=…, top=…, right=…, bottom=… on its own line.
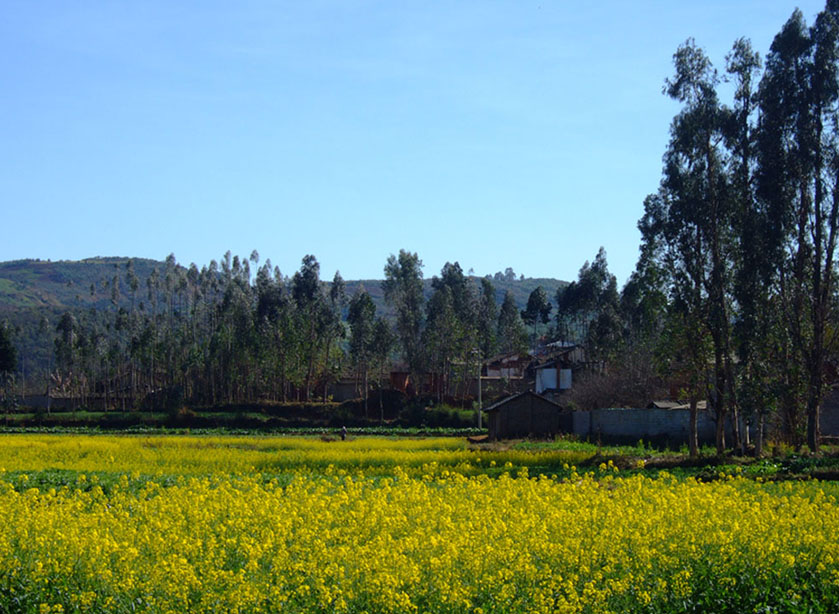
left=0, top=435, right=837, bottom=613
left=0, top=434, right=594, bottom=479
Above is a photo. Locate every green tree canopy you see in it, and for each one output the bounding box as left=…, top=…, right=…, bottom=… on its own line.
left=497, top=291, right=528, bottom=355
left=0, top=323, right=16, bottom=375
left=382, top=250, right=425, bottom=378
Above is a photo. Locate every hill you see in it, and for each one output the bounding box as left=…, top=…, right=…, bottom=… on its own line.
left=0, top=257, right=163, bottom=310
left=0, top=258, right=566, bottom=315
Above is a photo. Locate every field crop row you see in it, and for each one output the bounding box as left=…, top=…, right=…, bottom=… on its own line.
left=0, top=435, right=836, bottom=613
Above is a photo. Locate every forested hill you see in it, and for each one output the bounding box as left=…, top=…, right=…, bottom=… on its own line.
left=0, top=257, right=566, bottom=384
left=0, top=258, right=567, bottom=315
left=0, top=258, right=162, bottom=310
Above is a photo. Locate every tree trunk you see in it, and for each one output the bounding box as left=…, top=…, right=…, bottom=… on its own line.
left=755, top=411, right=765, bottom=458
left=379, top=364, right=385, bottom=424
left=322, top=336, right=333, bottom=405
left=713, top=350, right=727, bottom=455
left=363, top=366, right=368, bottom=420
left=279, top=348, right=287, bottom=403
left=689, top=396, right=699, bottom=458
left=715, top=412, right=726, bottom=456
left=807, top=375, right=822, bottom=454
left=726, top=357, right=742, bottom=455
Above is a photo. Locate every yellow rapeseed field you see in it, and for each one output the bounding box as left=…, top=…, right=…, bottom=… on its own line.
left=0, top=434, right=593, bottom=478
left=0, top=435, right=837, bottom=613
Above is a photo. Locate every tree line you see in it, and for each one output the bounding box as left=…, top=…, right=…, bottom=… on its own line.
left=4, top=249, right=540, bottom=417
left=43, top=251, right=359, bottom=410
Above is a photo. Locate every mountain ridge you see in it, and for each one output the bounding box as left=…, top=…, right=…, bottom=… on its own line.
left=0, top=257, right=568, bottom=314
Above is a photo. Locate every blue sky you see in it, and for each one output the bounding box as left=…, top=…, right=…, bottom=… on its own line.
left=0, top=1, right=827, bottom=286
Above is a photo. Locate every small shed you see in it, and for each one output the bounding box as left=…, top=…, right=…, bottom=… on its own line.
left=482, top=391, right=570, bottom=440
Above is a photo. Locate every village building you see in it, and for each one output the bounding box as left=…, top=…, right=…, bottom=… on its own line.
left=533, top=358, right=572, bottom=394
left=482, top=352, right=531, bottom=379
left=482, top=390, right=571, bottom=440
left=532, top=345, right=585, bottom=395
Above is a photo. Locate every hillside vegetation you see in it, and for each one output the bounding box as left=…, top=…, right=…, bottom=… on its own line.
left=0, top=258, right=162, bottom=310
left=0, top=257, right=566, bottom=383
left=0, top=258, right=564, bottom=315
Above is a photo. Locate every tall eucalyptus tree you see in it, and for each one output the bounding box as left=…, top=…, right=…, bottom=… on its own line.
left=757, top=5, right=839, bottom=452
left=658, top=40, right=735, bottom=453
left=383, top=250, right=425, bottom=390
left=348, top=288, right=376, bottom=415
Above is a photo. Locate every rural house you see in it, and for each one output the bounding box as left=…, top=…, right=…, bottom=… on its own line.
left=482, top=352, right=531, bottom=379
left=482, top=390, right=571, bottom=440
left=532, top=345, right=585, bottom=395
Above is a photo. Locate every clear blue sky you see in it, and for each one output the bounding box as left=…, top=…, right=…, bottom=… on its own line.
left=0, top=1, right=827, bottom=286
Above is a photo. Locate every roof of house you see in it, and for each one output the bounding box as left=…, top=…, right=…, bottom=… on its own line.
left=532, top=345, right=583, bottom=368
left=534, top=357, right=564, bottom=370
left=648, top=400, right=708, bottom=410
left=483, top=352, right=532, bottom=366
left=482, top=390, right=565, bottom=413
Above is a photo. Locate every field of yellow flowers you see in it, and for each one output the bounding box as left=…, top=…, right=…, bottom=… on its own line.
left=0, top=434, right=837, bottom=613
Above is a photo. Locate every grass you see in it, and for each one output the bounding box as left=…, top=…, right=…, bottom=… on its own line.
left=0, top=277, right=39, bottom=307
left=498, top=436, right=839, bottom=482
left=1, top=404, right=481, bottom=433
left=0, top=423, right=483, bottom=438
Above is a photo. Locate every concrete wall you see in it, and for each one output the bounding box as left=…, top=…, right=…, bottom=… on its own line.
left=559, top=369, right=572, bottom=390
left=571, top=408, right=738, bottom=446
left=535, top=368, right=572, bottom=394
left=820, top=389, right=839, bottom=437
left=535, top=368, right=556, bottom=394
left=330, top=382, right=361, bottom=403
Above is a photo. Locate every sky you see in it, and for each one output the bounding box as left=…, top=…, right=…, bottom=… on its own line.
left=0, top=1, right=829, bottom=286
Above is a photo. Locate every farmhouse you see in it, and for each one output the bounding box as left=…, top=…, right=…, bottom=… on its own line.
left=482, top=352, right=531, bottom=379
left=532, top=344, right=586, bottom=395
left=482, top=390, right=571, bottom=440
